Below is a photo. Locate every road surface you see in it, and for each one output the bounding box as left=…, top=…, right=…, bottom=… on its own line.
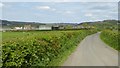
left=62, top=32, right=118, bottom=66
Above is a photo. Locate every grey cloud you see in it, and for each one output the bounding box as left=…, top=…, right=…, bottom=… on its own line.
left=90, top=6, right=111, bottom=10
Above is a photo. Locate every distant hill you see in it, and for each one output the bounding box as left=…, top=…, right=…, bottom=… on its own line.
left=1, top=19, right=77, bottom=29
left=78, top=20, right=118, bottom=30
left=1, top=19, right=119, bottom=30
left=92, top=20, right=118, bottom=30
left=0, top=20, right=46, bottom=28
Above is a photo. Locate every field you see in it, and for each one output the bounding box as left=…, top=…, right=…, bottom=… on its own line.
left=100, top=30, right=119, bottom=51
left=1, top=30, right=96, bottom=67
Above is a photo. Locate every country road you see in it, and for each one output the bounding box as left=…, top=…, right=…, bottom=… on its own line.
left=62, top=32, right=118, bottom=66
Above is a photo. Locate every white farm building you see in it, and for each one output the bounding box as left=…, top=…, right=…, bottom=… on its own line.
left=39, top=25, right=52, bottom=30
left=14, top=27, right=23, bottom=30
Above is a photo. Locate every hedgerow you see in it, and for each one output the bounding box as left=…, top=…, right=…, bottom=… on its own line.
left=100, top=30, right=119, bottom=51
left=2, top=30, right=96, bottom=67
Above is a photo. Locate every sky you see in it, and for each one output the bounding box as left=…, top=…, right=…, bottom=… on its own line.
left=0, top=2, right=118, bottom=23
left=1, top=0, right=120, bottom=2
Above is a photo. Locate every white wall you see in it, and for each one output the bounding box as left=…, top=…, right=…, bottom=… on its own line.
left=39, top=26, right=51, bottom=30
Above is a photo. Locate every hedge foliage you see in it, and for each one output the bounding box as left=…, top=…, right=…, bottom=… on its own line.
left=100, top=30, right=119, bottom=51
left=2, top=30, right=96, bottom=67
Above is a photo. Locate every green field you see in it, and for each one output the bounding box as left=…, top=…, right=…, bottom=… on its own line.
left=100, top=30, right=119, bottom=51
left=1, top=30, right=96, bottom=67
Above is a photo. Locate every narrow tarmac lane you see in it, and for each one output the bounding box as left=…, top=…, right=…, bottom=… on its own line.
left=62, top=33, right=118, bottom=66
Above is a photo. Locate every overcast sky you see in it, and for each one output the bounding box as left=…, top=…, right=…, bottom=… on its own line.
left=1, top=0, right=120, bottom=2
left=0, top=2, right=118, bottom=23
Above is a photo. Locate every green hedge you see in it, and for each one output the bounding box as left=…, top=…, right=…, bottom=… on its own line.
left=100, top=30, right=119, bottom=51
left=2, top=30, right=96, bottom=67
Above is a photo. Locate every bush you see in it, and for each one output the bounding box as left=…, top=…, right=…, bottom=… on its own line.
left=2, top=30, right=96, bottom=67
left=100, top=30, right=119, bottom=51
